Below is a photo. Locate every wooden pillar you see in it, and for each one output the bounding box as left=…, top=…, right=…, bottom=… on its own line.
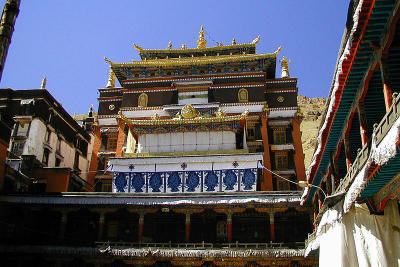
left=380, top=59, right=393, bottom=112
left=358, top=104, right=369, bottom=146
left=138, top=212, right=145, bottom=243
left=227, top=211, right=233, bottom=243
left=269, top=212, right=275, bottom=242
left=185, top=212, right=191, bottom=243
left=58, top=210, right=68, bottom=241
left=343, top=137, right=352, bottom=171
left=87, top=125, right=101, bottom=189
left=115, top=119, right=127, bottom=157
left=291, top=114, right=306, bottom=182
left=260, top=113, right=273, bottom=190
left=98, top=211, right=105, bottom=241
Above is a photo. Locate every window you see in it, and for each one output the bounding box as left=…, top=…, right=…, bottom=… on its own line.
left=11, top=141, right=25, bottom=156
left=275, top=152, right=288, bottom=170
left=45, top=129, right=51, bottom=144
left=56, top=137, right=62, bottom=152
left=74, top=151, right=80, bottom=171
left=55, top=157, right=61, bottom=167
left=277, top=179, right=290, bottom=191
left=42, top=148, right=50, bottom=166
left=273, top=129, right=286, bottom=145
left=106, top=134, right=118, bottom=150
left=15, top=122, right=29, bottom=136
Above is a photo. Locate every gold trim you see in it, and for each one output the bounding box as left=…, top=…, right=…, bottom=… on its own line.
left=121, top=108, right=248, bottom=126
left=138, top=43, right=256, bottom=53
left=109, top=48, right=282, bottom=68
left=124, top=149, right=249, bottom=158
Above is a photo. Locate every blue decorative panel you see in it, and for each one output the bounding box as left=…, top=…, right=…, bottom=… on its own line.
left=167, top=172, right=181, bottom=192
left=186, top=172, right=200, bottom=192
left=242, top=170, right=256, bottom=190
left=114, top=173, right=128, bottom=192
left=223, top=170, right=237, bottom=190
left=149, top=173, right=162, bottom=192
left=112, top=168, right=257, bottom=194
left=205, top=171, right=218, bottom=192
left=131, top=173, right=145, bottom=192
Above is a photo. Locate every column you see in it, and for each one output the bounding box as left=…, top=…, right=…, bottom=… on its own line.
left=260, top=114, right=273, bottom=190
left=343, top=137, right=352, bottom=171
left=185, top=212, right=191, bottom=243
left=115, top=119, right=127, bottom=157
left=227, top=211, right=233, bottom=243
left=291, top=114, right=306, bottom=182
left=269, top=212, right=275, bottom=242
left=97, top=211, right=105, bottom=241
left=380, top=59, right=393, bottom=112
left=87, top=125, right=101, bottom=189
left=58, top=210, right=68, bottom=241
left=138, top=212, right=145, bottom=243
left=358, top=104, right=369, bottom=146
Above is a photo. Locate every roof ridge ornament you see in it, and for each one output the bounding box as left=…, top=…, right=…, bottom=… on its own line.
left=232, top=38, right=236, bottom=45
left=106, top=69, right=116, bottom=88
left=40, top=76, right=46, bottom=89
left=281, top=56, right=290, bottom=78
left=251, top=35, right=261, bottom=44
left=197, top=25, right=207, bottom=48
left=104, top=57, right=113, bottom=65
left=167, top=41, right=172, bottom=49
left=133, top=43, right=143, bottom=52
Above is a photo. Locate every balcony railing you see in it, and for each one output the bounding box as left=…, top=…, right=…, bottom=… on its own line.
left=333, top=92, right=400, bottom=196
left=95, top=241, right=305, bottom=250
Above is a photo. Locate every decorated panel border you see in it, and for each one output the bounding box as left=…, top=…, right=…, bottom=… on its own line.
left=112, top=168, right=257, bottom=194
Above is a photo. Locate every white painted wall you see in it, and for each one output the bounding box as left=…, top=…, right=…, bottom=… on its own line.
left=23, top=118, right=47, bottom=160
left=137, top=130, right=236, bottom=153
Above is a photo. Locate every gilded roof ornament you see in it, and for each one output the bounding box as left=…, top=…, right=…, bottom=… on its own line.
left=215, top=108, right=226, bottom=117
left=40, top=76, right=46, bottom=89
left=133, top=43, right=143, bottom=52
left=167, top=41, right=172, bottom=49
left=152, top=113, right=160, bottom=120
left=181, top=43, right=187, bottom=49
left=273, top=46, right=283, bottom=55
left=281, top=56, right=290, bottom=78
left=106, top=69, right=116, bottom=88
left=197, top=25, right=207, bottom=48
left=251, top=35, right=261, bottom=44
left=232, top=38, right=236, bottom=45
left=104, top=57, right=113, bottom=65
left=181, top=104, right=201, bottom=119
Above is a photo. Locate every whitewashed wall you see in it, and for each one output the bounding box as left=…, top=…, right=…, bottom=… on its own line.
left=137, top=130, right=236, bottom=153
left=23, top=118, right=46, bottom=160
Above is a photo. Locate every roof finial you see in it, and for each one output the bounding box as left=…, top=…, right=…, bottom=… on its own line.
left=88, top=104, right=94, bottom=117
left=281, top=56, right=290, bottom=78
left=40, top=76, right=46, bottom=89
left=133, top=43, right=143, bottom=52
left=232, top=38, right=236, bottom=45
left=251, top=35, right=261, bottom=44
left=106, top=69, right=116, bottom=88
left=197, top=25, right=207, bottom=48
left=167, top=41, right=172, bottom=49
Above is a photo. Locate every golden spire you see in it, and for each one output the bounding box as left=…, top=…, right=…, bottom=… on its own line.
left=232, top=38, right=236, bottom=45
left=40, top=76, right=46, bottom=89
left=167, top=41, right=172, bottom=49
left=106, top=69, right=116, bottom=88
left=197, top=25, right=207, bottom=48
left=281, top=56, right=290, bottom=78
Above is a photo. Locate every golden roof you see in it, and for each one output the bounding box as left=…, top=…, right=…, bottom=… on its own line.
left=105, top=47, right=282, bottom=68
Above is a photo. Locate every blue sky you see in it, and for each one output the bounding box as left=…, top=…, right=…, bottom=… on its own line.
left=0, top=1, right=349, bottom=115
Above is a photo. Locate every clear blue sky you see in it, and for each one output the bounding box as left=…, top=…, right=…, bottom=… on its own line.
left=0, top=0, right=349, bottom=115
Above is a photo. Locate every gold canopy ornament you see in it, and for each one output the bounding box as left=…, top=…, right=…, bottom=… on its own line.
left=251, top=35, right=261, bottom=44
left=281, top=56, right=290, bottom=78
left=106, top=69, right=116, bottom=88
left=197, top=25, right=207, bottom=48
left=181, top=104, right=201, bottom=119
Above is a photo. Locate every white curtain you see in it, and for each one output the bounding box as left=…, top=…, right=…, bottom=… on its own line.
left=319, top=200, right=400, bottom=267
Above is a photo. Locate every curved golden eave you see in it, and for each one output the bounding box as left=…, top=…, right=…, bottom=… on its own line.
left=108, top=47, right=282, bottom=68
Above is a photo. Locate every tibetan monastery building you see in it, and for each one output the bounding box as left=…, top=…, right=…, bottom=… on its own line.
left=0, top=27, right=316, bottom=266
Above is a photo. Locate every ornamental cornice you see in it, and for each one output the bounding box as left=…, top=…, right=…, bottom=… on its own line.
left=123, top=74, right=265, bottom=85
left=107, top=49, right=280, bottom=68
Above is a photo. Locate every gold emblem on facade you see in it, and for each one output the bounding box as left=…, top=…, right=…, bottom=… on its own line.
left=109, top=104, right=115, bottom=110
left=181, top=104, right=201, bottom=119
left=277, top=96, right=285, bottom=103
